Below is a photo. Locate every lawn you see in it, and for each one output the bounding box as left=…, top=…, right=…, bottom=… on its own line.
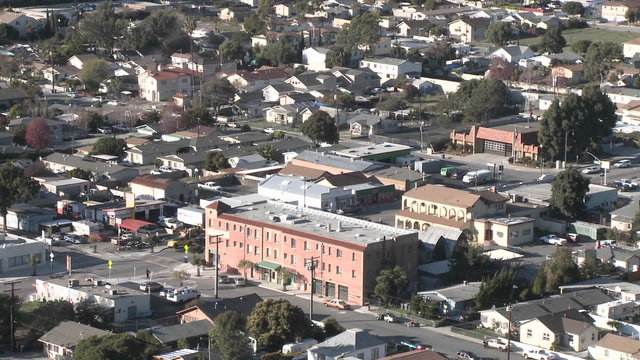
left=517, top=27, right=640, bottom=49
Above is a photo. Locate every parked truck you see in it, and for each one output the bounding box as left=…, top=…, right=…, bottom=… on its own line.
left=415, top=159, right=441, bottom=174
left=177, top=206, right=205, bottom=227
left=440, top=167, right=457, bottom=176
left=462, top=169, right=493, bottom=184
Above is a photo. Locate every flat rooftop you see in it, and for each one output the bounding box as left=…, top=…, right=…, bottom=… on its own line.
left=0, top=233, right=44, bottom=247
left=333, top=142, right=413, bottom=158
left=485, top=216, right=535, bottom=225
left=490, top=120, right=541, bottom=133
left=39, top=278, right=148, bottom=299
left=223, top=200, right=415, bottom=246
left=503, top=182, right=616, bottom=203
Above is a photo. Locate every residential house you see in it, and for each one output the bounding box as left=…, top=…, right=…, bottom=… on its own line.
left=418, top=226, right=464, bottom=263
left=265, top=104, right=307, bottom=125
left=448, top=18, right=490, bottom=42
left=611, top=201, right=639, bottom=231
left=68, top=54, right=102, bottom=70
left=138, top=66, right=201, bottom=102
left=43, top=152, right=139, bottom=183
left=280, top=93, right=317, bottom=105
left=492, top=45, right=534, bottom=63
left=170, top=53, right=236, bottom=77
left=551, top=64, right=585, bottom=84
left=284, top=73, right=338, bottom=92
left=227, top=66, right=289, bottom=93
left=332, top=67, right=381, bottom=92
left=157, top=151, right=208, bottom=176
left=522, top=15, right=560, bottom=30
left=219, top=131, right=272, bottom=145
left=39, top=321, right=109, bottom=360
left=0, top=11, right=40, bottom=38
left=290, top=150, right=387, bottom=175
left=624, top=37, right=640, bottom=58
left=359, top=57, right=422, bottom=82
left=519, top=314, right=598, bottom=352
left=229, top=154, right=268, bottom=169
left=396, top=20, right=432, bottom=37
left=125, top=139, right=193, bottom=165
left=576, top=247, right=640, bottom=274
left=396, top=184, right=534, bottom=246
left=39, top=177, right=90, bottom=199
left=596, top=299, right=636, bottom=320
left=307, top=328, right=387, bottom=360
left=151, top=320, right=212, bottom=347
left=130, top=174, right=196, bottom=202
left=527, top=51, right=584, bottom=68
left=0, top=88, right=28, bottom=110
left=479, top=289, right=614, bottom=334
left=177, top=294, right=263, bottom=324
left=601, top=1, right=640, bottom=22
left=153, top=349, right=209, bottom=360
left=358, top=37, right=392, bottom=56
left=592, top=334, right=640, bottom=360
left=0, top=132, right=12, bottom=145
left=205, top=199, right=418, bottom=305
left=418, top=282, right=482, bottom=315
left=263, top=83, right=297, bottom=103
left=219, top=7, right=252, bottom=21
left=258, top=174, right=355, bottom=211
left=274, top=3, right=297, bottom=16
left=302, top=47, right=331, bottom=71
left=606, top=86, right=640, bottom=106
left=315, top=171, right=396, bottom=206
left=131, top=124, right=161, bottom=138
left=8, top=117, right=65, bottom=146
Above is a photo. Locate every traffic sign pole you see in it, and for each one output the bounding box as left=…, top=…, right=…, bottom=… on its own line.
left=108, top=260, right=113, bottom=279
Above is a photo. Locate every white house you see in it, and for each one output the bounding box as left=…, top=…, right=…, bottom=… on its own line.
left=302, top=47, right=330, bottom=71
left=258, top=174, right=355, bottom=212
left=0, top=233, right=46, bottom=274
left=624, top=38, right=640, bottom=59
left=492, top=45, right=534, bottom=63
left=359, top=57, right=422, bottom=81
left=307, top=328, right=386, bottom=360
left=137, top=66, right=200, bottom=102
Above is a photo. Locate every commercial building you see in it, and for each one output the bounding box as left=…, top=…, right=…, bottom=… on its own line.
left=130, top=174, right=196, bottom=202
left=34, top=278, right=151, bottom=323
left=258, top=174, right=356, bottom=212
left=333, top=143, right=413, bottom=164
left=0, top=233, right=46, bottom=274
left=450, top=122, right=541, bottom=161
left=0, top=206, right=57, bottom=233
left=205, top=199, right=418, bottom=306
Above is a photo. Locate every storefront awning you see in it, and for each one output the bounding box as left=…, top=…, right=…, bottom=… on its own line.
left=119, top=218, right=154, bottom=232
left=256, top=260, right=281, bottom=271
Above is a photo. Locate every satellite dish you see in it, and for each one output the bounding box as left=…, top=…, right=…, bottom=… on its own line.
left=105, top=284, right=111, bottom=290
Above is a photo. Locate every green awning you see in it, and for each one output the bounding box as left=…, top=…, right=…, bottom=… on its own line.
left=256, top=260, right=281, bottom=271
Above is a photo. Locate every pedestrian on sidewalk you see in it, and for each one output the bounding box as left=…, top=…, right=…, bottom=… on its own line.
left=146, top=268, right=150, bottom=279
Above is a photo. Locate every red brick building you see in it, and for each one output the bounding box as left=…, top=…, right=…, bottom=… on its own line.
left=450, top=122, right=541, bottom=161
left=205, top=199, right=418, bottom=306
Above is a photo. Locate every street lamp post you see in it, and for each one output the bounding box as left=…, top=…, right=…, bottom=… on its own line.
left=210, top=234, right=223, bottom=299
left=507, top=304, right=513, bottom=360
left=564, top=129, right=575, bottom=168
left=584, top=151, right=608, bottom=185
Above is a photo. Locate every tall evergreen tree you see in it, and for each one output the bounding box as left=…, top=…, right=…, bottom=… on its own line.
left=549, top=168, right=590, bottom=219
left=538, top=99, right=565, bottom=162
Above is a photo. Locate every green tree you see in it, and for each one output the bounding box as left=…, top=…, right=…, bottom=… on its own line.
left=92, top=137, right=126, bottom=156
left=538, top=29, right=566, bottom=54
left=74, top=297, right=110, bottom=329
left=323, top=317, right=345, bottom=337
left=626, top=8, right=637, bottom=23
left=191, top=256, right=206, bottom=277
left=376, top=98, right=407, bottom=112
left=279, top=268, right=294, bottom=290
left=562, top=2, right=584, bottom=15
left=80, top=111, right=103, bottom=133
left=240, top=124, right=251, bottom=132
left=74, top=333, right=159, bottom=360
left=570, top=39, right=592, bottom=55
left=300, top=110, right=338, bottom=145
left=243, top=12, right=267, bottom=36
left=474, top=267, right=517, bottom=310
left=532, top=262, right=547, bottom=296
left=258, top=0, right=275, bottom=19
left=485, top=22, right=512, bottom=47
left=176, top=338, right=190, bottom=349
left=584, top=41, right=622, bottom=81
left=256, top=143, right=282, bottom=162
left=220, top=38, right=247, bottom=61
left=271, top=130, right=285, bottom=140
left=544, top=247, right=581, bottom=292
left=27, top=255, right=41, bottom=275
left=210, top=310, right=253, bottom=360
left=374, top=266, right=408, bottom=305
left=549, top=168, right=590, bottom=219
left=449, top=243, right=500, bottom=282
left=237, top=259, right=254, bottom=278
left=538, top=99, right=564, bottom=162
left=0, top=165, right=40, bottom=231
left=437, top=78, right=509, bottom=123
left=130, top=10, right=189, bottom=55
left=7, top=104, right=23, bottom=119
left=335, top=12, right=381, bottom=52
left=247, top=299, right=312, bottom=351
left=257, top=37, right=300, bottom=66
left=203, top=152, right=229, bottom=171
left=325, top=46, right=351, bottom=68
left=201, top=77, right=236, bottom=117
left=66, top=168, right=92, bottom=180
left=0, top=24, right=18, bottom=43
left=19, top=300, right=74, bottom=343
left=78, top=0, right=123, bottom=51
left=142, top=110, right=160, bottom=124
left=79, top=59, right=111, bottom=91
left=409, top=294, right=439, bottom=318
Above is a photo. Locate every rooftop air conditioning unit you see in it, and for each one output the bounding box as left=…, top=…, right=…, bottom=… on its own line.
left=94, top=280, right=103, bottom=287
left=68, top=279, right=80, bottom=288
left=109, top=289, right=118, bottom=296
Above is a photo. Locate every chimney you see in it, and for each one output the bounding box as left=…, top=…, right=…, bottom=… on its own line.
left=463, top=281, right=468, bottom=285
left=327, top=223, right=332, bottom=232
left=336, top=221, right=342, bottom=232
left=491, top=186, right=497, bottom=193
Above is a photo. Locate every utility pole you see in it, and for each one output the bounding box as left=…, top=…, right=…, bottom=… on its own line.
left=210, top=235, right=223, bottom=299
left=2, top=280, right=20, bottom=352
left=305, top=257, right=319, bottom=321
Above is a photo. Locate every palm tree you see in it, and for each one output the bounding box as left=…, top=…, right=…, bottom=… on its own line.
left=28, top=255, right=41, bottom=276
left=237, top=259, right=254, bottom=278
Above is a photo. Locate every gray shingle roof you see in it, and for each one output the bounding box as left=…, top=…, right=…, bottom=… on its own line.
left=44, top=152, right=136, bottom=175
left=180, top=294, right=263, bottom=321
left=152, top=320, right=212, bottom=344
left=310, top=329, right=386, bottom=357
left=295, top=150, right=385, bottom=173
left=39, top=321, right=109, bottom=350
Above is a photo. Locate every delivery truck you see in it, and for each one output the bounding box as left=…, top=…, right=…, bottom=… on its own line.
left=462, top=169, right=493, bottom=184
left=177, top=206, right=205, bottom=227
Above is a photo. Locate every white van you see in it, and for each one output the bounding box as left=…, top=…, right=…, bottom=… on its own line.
left=600, top=240, right=617, bottom=247
left=166, top=287, right=201, bottom=303
left=462, top=169, right=492, bottom=184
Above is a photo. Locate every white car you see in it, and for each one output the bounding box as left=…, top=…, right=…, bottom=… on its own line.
left=483, top=338, right=509, bottom=351
left=150, top=170, right=162, bottom=175
left=523, top=349, right=558, bottom=360
left=581, top=166, right=601, bottom=174
left=539, top=234, right=567, bottom=246
left=158, top=166, right=173, bottom=173
left=159, top=217, right=183, bottom=229
left=167, top=287, right=201, bottom=303
left=263, top=128, right=276, bottom=134
left=97, top=126, right=113, bottom=134
left=66, top=92, right=80, bottom=98
left=107, top=100, right=121, bottom=106
left=234, top=277, right=246, bottom=286
left=198, top=181, right=223, bottom=191
left=614, top=159, right=631, bottom=168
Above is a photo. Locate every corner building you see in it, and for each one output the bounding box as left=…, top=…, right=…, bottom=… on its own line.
left=205, top=199, right=418, bottom=306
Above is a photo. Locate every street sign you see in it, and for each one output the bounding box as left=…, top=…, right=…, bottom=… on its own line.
left=184, top=245, right=190, bottom=254
left=601, top=160, right=611, bottom=170
left=49, top=252, right=54, bottom=260
left=108, top=260, right=113, bottom=269
left=487, top=163, right=496, bottom=168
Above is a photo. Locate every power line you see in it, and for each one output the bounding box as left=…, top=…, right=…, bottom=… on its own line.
left=2, top=280, right=21, bottom=352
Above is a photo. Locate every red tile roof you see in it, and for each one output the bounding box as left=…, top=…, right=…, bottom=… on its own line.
left=476, top=127, right=514, bottom=144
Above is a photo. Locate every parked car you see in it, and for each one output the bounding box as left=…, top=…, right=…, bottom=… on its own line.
left=66, top=92, right=80, bottom=98
left=73, top=236, right=88, bottom=244
left=167, top=287, right=200, bottom=303
left=483, top=338, right=509, bottom=351
left=112, top=124, right=128, bottom=132
left=107, top=100, right=121, bottom=106
left=218, top=275, right=233, bottom=284
left=158, top=166, right=174, bottom=173
left=64, top=234, right=82, bottom=243
left=234, top=277, right=247, bottom=286
left=150, top=170, right=162, bottom=175
left=139, top=281, right=163, bottom=292
left=159, top=217, right=183, bottom=229
left=581, top=166, right=601, bottom=174
left=600, top=239, right=617, bottom=247
left=456, top=351, right=479, bottom=360
left=323, top=299, right=351, bottom=310
left=263, top=128, right=276, bottom=134
left=523, top=349, right=558, bottom=360
left=566, top=233, right=580, bottom=242
left=120, top=160, right=133, bottom=167
left=539, top=234, right=567, bottom=246
left=614, top=159, right=631, bottom=168
left=381, top=313, right=399, bottom=323
left=450, top=170, right=467, bottom=180
left=198, top=182, right=223, bottom=191
left=97, top=126, right=113, bottom=134
left=537, top=174, right=556, bottom=183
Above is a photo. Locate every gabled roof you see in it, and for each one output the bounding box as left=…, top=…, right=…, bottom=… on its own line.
left=152, top=320, right=212, bottom=344
left=176, top=294, right=263, bottom=321
left=43, top=152, right=134, bottom=175
left=310, top=329, right=386, bottom=357
left=404, top=184, right=507, bottom=208
left=596, top=334, right=640, bottom=356
left=534, top=313, right=594, bottom=335
left=494, top=45, right=532, bottom=57
left=0, top=87, right=28, bottom=101
left=39, top=321, right=109, bottom=350
left=231, top=66, right=288, bottom=81
left=279, top=162, right=330, bottom=180
left=318, top=171, right=373, bottom=187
